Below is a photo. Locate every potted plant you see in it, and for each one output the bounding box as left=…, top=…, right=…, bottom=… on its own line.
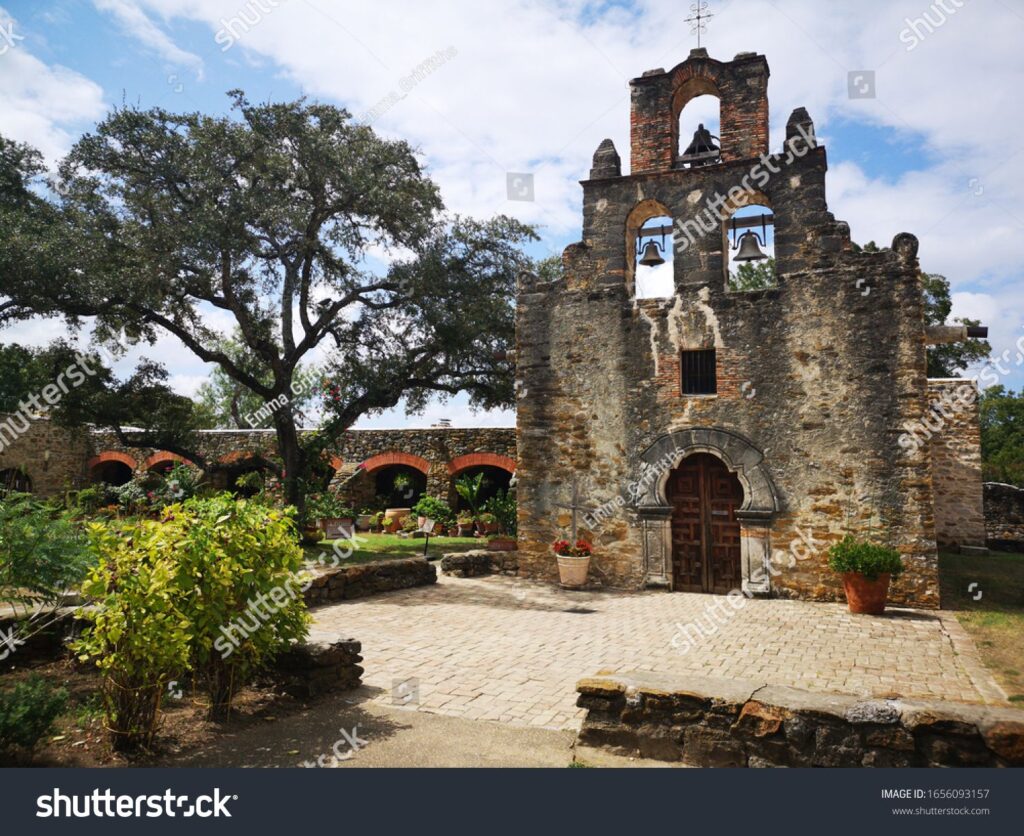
left=412, top=496, right=452, bottom=530
left=553, top=538, right=592, bottom=588
left=476, top=512, right=499, bottom=535
left=370, top=511, right=385, bottom=533
left=356, top=507, right=376, bottom=531
left=483, top=491, right=516, bottom=551
left=308, top=493, right=355, bottom=539
left=827, top=535, right=905, bottom=615
left=456, top=513, right=476, bottom=537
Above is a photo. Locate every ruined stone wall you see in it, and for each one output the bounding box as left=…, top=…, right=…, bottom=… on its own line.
left=517, top=50, right=938, bottom=606
left=927, top=380, right=986, bottom=550
left=983, top=482, right=1024, bottom=551
left=0, top=414, right=91, bottom=497
left=24, top=425, right=515, bottom=506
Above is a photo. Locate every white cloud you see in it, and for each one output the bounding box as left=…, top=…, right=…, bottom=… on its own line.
left=93, top=0, right=204, bottom=79
left=0, top=6, right=106, bottom=162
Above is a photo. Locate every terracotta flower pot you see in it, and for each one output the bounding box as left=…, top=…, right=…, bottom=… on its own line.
left=842, top=572, right=891, bottom=615
left=487, top=536, right=518, bottom=552
left=557, top=555, right=590, bottom=588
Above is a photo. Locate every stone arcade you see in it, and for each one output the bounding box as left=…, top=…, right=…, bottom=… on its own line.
left=514, top=49, right=985, bottom=607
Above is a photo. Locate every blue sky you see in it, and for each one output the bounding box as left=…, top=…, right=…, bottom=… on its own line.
left=1, top=0, right=1022, bottom=426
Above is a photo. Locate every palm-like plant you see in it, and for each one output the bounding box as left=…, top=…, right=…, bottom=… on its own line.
left=455, top=472, right=485, bottom=519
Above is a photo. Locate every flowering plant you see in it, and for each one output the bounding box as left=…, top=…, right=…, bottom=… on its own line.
left=552, top=538, right=592, bottom=557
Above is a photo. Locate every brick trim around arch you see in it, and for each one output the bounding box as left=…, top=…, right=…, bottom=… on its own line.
left=447, top=452, right=516, bottom=476
left=144, top=452, right=193, bottom=471
left=87, top=451, right=138, bottom=472
left=360, top=451, right=431, bottom=475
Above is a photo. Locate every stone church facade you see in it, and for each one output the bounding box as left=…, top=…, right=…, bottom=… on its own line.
left=515, top=49, right=985, bottom=608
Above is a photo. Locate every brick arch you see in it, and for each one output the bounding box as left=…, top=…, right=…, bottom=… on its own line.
left=218, top=450, right=269, bottom=466
left=447, top=452, right=516, bottom=476
left=360, top=451, right=430, bottom=475
left=329, top=456, right=344, bottom=472
left=625, top=198, right=672, bottom=295
left=145, top=452, right=192, bottom=471
left=87, top=451, right=138, bottom=472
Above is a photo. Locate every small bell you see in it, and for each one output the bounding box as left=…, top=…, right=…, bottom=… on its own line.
left=733, top=230, right=768, bottom=262
left=638, top=240, right=666, bottom=267
left=683, top=123, right=718, bottom=157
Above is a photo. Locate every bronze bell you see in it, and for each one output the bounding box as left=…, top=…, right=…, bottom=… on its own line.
left=638, top=240, right=666, bottom=267
left=683, top=123, right=718, bottom=157
left=733, top=231, right=768, bottom=262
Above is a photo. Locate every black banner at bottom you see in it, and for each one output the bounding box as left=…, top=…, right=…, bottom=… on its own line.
left=0, top=767, right=1019, bottom=834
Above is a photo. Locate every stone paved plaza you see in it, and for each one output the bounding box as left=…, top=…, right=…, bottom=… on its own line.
left=311, top=572, right=1006, bottom=732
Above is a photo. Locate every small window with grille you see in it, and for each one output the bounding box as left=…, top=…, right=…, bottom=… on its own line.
left=681, top=349, right=717, bottom=395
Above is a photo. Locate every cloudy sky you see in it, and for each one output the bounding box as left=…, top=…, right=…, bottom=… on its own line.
left=1, top=0, right=1022, bottom=427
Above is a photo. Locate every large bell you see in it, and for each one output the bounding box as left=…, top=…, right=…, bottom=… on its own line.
left=638, top=240, right=666, bottom=267
left=733, top=231, right=768, bottom=262
left=683, top=123, right=718, bottom=157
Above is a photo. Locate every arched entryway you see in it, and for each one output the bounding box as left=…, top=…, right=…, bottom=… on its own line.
left=88, top=452, right=137, bottom=486
left=665, top=453, right=743, bottom=593
left=634, top=427, right=778, bottom=595
left=0, top=467, right=32, bottom=495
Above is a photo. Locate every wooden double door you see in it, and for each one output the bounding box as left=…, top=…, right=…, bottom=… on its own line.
left=665, top=453, right=743, bottom=594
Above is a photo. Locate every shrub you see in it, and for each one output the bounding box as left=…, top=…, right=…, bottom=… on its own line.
left=0, top=675, right=69, bottom=755
left=170, top=495, right=310, bottom=721
left=0, top=493, right=93, bottom=610
left=827, top=536, right=905, bottom=581
left=76, top=496, right=311, bottom=740
left=412, top=496, right=453, bottom=526
left=73, top=522, right=192, bottom=752
left=482, top=490, right=516, bottom=536
left=307, top=493, right=355, bottom=520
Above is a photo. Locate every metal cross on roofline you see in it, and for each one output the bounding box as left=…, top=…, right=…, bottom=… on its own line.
left=685, top=2, right=714, bottom=49
left=554, top=474, right=597, bottom=543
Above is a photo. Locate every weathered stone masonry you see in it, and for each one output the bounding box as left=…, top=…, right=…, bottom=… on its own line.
left=515, top=48, right=980, bottom=607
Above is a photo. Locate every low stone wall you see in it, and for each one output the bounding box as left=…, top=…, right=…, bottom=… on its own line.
left=269, top=637, right=363, bottom=698
left=576, top=672, right=1024, bottom=768
left=304, top=557, right=437, bottom=605
left=984, top=482, right=1024, bottom=551
left=439, top=549, right=519, bottom=578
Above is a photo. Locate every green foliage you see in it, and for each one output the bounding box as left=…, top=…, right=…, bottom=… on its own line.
left=75, top=496, right=310, bottom=742
left=728, top=257, right=777, bottom=292
left=482, top=489, right=516, bottom=536
left=921, top=273, right=990, bottom=377
left=0, top=675, right=69, bottom=754
left=0, top=493, right=93, bottom=609
left=827, top=536, right=905, bottom=581
left=411, top=496, right=454, bottom=526
left=307, top=492, right=354, bottom=519
left=980, top=386, right=1024, bottom=487
left=0, top=95, right=535, bottom=519
left=165, top=495, right=310, bottom=720
left=73, top=522, right=192, bottom=751
left=455, top=472, right=485, bottom=517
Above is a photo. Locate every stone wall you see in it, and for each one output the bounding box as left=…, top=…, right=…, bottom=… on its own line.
left=6, top=422, right=515, bottom=502
left=269, top=637, right=363, bottom=699
left=0, top=415, right=91, bottom=497
left=927, top=379, right=986, bottom=549
left=576, top=672, right=1024, bottom=768
left=516, top=48, right=940, bottom=606
left=303, top=557, right=437, bottom=605
left=984, top=482, right=1024, bottom=551
left=439, top=549, right=520, bottom=578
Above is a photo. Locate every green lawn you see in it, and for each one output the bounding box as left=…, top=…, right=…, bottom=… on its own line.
left=303, top=532, right=483, bottom=566
left=940, top=550, right=1024, bottom=702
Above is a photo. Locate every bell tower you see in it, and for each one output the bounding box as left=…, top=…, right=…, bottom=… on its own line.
left=629, top=48, right=769, bottom=175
